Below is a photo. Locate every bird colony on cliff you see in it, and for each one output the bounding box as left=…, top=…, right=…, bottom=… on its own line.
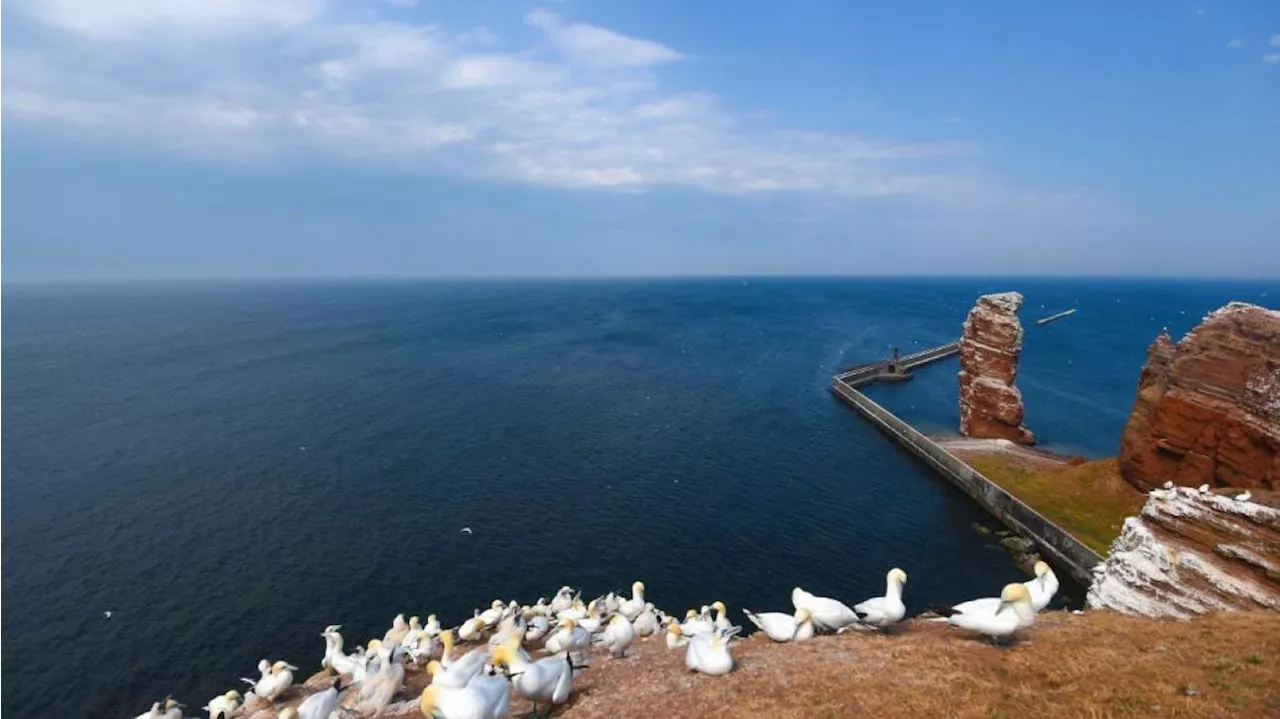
left=131, top=567, right=1062, bottom=719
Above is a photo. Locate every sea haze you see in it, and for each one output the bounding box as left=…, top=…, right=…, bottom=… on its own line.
left=2, top=277, right=1272, bottom=718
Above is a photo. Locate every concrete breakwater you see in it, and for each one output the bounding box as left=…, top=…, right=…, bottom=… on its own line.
left=830, top=373, right=1102, bottom=586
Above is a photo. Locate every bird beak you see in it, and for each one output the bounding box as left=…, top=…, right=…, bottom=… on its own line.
left=996, top=600, right=1009, bottom=616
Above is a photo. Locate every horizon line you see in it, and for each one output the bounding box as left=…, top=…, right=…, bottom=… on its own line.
left=4, top=273, right=1279, bottom=286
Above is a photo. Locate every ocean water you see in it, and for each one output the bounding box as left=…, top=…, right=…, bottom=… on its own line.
left=2, top=277, right=1272, bottom=718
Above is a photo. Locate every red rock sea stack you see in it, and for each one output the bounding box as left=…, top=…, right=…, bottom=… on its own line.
left=957, top=291, right=1036, bottom=445
left=1119, top=301, right=1280, bottom=491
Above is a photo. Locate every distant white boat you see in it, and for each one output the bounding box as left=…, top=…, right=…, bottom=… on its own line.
left=1034, top=308, right=1077, bottom=326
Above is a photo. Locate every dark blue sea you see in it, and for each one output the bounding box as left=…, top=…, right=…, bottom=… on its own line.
left=3, top=277, right=1273, bottom=718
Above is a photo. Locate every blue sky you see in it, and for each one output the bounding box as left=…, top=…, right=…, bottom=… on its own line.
left=4, top=1, right=1278, bottom=279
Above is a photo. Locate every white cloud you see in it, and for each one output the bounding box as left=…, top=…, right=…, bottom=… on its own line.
left=1265, top=53, right=1280, bottom=64
left=24, top=0, right=325, bottom=38
left=1272, top=34, right=1280, bottom=46
left=4, top=4, right=994, bottom=199
left=1226, top=38, right=1245, bottom=49
left=526, top=8, right=682, bottom=68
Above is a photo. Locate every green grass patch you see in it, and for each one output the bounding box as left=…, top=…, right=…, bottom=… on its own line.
left=967, top=457, right=1146, bottom=555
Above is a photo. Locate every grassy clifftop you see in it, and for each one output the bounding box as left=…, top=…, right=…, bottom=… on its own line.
left=538, top=611, right=1279, bottom=718
left=319, top=611, right=1279, bottom=719
left=950, top=450, right=1146, bottom=555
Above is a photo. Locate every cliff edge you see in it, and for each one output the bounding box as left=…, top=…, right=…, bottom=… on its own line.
left=958, top=292, right=1036, bottom=445
left=1119, top=301, right=1280, bottom=491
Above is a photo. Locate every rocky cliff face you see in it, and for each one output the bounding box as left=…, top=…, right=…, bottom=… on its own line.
left=958, top=292, right=1036, bottom=445
left=1086, top=486, right=1280, bottom=617
left=1119, top=302, right=1280, bottom=491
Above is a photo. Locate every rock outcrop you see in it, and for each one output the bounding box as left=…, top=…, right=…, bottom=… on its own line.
left=958, top=292, right=1035, bottom=445
left=1119, top=302, right=1280, bottom=491
left=1086, top=486, right=1280, bottom=617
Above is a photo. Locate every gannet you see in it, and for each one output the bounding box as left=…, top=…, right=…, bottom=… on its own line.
left=525, top=614, right=551, bottom=643
left=487, top=614, right=526, bottom=648
left=599, top=592, right=621, bottom=616
left=1027, top=561, right=1060, bottom=611
left=158, top=698, right=183, bottom=719
left=281, top=677, right=342, bottom=719
left=595, top=614, right=636, bottom=658
left=556, top=598, right=587, bottom=623
left=530, top=598, right=550, bottom=616
left=133, top=701, right=163, bottom=719
left=665, top=621, right=689, bottom=648
left=618, top=581, right=646, bottom=620
left=429, top=649, right=489, bottom=689
left=743, top=607, right=813, bottom=642
left=1236, top=491, right=1253, bottom=502
left=477, top=600, right=505, bottom=628
left=941, top=583, right=1036, bottom=643
left=402, top=616, right=424, bottom=649
left=549, top=587, right=576, bottom=615
left=1198, top=484, right=1210, bottom=494
left=240, top=659, right=270, bottom=690
left=633, top=603, right=660, bottom=637
left=439, top=629, right=457, bottom=666
left=202, top=690, right=242, bottom=719
left=709, top=601, right=733, bottom=631
left=791, top=586, right=859, bottom=632
left=679, top=609, right=714, bottom=636
left=424, top=614, right=442, bottom=638
left=685, top=626, right=738, bottom=675
left=419, top=668, right=510, bottom=719
left=575, top=601, right=607, bottom=633
left=543, top=619, right=590, bottom=655
left=356, top=642, right=405, bottom=715
left=457, top=616, right=488, bottom=642
left=385, top=613, right=410, bottom=647
left=242, top=660, right=296, bottom=701
left=406, top=619, right=440, bottom=663
left=321, top=626, right=360, bottom=676
left=851, top=568, right=908, bottom=629
left=492, top=640, right=576, bottom=718
left=932, top=562, right=1058, bottom=618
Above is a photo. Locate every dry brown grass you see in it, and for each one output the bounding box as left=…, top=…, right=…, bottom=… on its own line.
left=539, top=611, right=1280, bottom=719
left=291, top=612, right=1280, bottom=719
left=956, top=455, right=1147, bottom=555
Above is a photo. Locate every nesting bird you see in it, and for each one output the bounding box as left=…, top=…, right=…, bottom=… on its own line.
left=543, top=618, right=591, bottom=655
left=685, top=626, right=738, bottom=675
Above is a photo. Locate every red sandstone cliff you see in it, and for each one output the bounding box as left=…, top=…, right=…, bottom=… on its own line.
left=1119, top=302, right=1280, bottom=491
left=958, top=292, right=1035, bottom=445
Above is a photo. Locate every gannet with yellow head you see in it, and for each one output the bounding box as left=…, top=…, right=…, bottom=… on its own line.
left=942, top=583, right=1036, bottom=643
left=851, top=568, right=908, bottom=629
left=685, top=625, right=738, bottom=675
left=492, top=637, right=576, bottom=718
left=201, top=690, right=242, bottom=719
